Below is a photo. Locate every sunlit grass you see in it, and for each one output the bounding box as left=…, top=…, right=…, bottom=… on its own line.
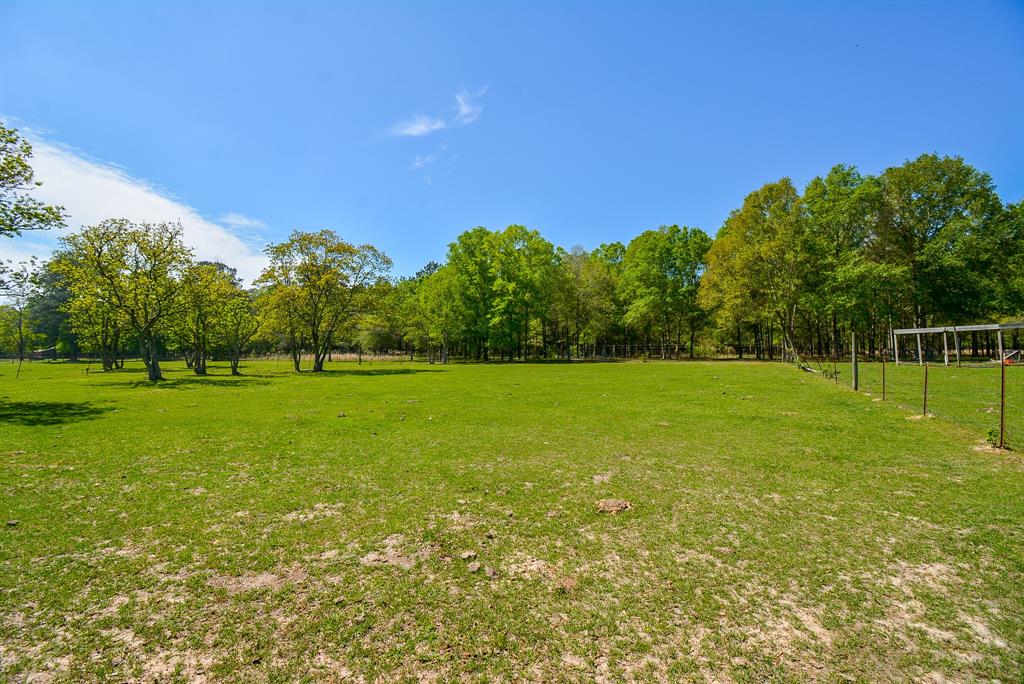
left=1, top=359, right=1022, bottom=681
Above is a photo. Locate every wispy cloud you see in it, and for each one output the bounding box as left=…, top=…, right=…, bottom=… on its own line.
left=8, top=134, right=269, bottom=284
left=410, top=154, right=435, bottom=170
left=390, top=114, right=446, bottom=137
left=388, top=87, right=488, bottom=139
left=218, top=212, right=267, bottom=230
left=454, top=86, right=488, bottom=125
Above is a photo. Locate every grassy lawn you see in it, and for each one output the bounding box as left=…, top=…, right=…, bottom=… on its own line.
left=1, top=359, right=1022, bottom=682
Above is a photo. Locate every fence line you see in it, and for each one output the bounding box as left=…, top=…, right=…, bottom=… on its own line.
left=833, top=351, right=1018, bottom=451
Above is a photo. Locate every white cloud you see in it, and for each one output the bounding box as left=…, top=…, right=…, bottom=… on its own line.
left=218, top=212, right=267, bottom=230
left=454, top=86, right=488, bottom=125
left=410, top=154, right=435, bottom=170
left=388, top=87, right=487, bottom=139
left=390, top=114, right=446, bottom=137
left=0, top=136, right=269, bottom=284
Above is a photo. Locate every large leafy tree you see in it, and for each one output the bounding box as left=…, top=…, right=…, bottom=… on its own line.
left=26, top=260, right=79, bottom=359
left=619, top=225, right=712, bottom=358
left=701, top=179, right=809, bottom=360
left=172, top=262, right=238, bottom=375
left=258, top=230, right=391, bottom=372
left=802, top=165, right=902, bottom=352
left=874, top=154, right=1006, bottom=326
left=446, top=227, right=498, bottom=360
left=0, top=259, right=41, bottom=362
left=488, top=225, right=558, bottom=361
left=57, top=220, right=191, bottom=380
left=0, top=123, right=66, bottom=239
left=221, top=287, right=264, bottom=375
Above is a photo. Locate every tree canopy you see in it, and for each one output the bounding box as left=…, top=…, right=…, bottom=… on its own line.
left=4, top=152, right=1022, bottom=374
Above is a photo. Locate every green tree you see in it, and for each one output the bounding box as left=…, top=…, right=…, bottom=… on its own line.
left=488, top=225, right=558, bottom=360
left=0, top=122, right=66, bottom=239
left=446, top=227, right=498, bottom=360
left=619, top=225, right=712, bottom=358
left=0, top=259, right=40, bottom=362
left=258, top=230, right=391, bottom=372
left=57, top=220, right=191, bottom=380
left=874, top=154, right=1006, bottom=326
left=221, top=287, right=264, bottom=375
left=173, top=262, right=237, bottom=375
left=700, top=180, right=808, bottom=361
left=26, top=261, right=79, bottom=359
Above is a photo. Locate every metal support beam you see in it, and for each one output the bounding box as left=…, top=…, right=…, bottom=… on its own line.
left=942, top=332, right=949, bottom=366
left=916, top=333, right=923, bottom=366
left=953, top=328, right=961, bottom=367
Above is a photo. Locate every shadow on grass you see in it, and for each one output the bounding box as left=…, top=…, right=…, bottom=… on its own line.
left=0, top=400, right=114, bottom=426
left=310, top=367, right=447, bottom=377
left=108, top=376, right=273, bottom=390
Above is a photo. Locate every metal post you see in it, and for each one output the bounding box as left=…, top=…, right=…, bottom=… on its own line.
left=916, top=333, right=923, bottom=366
left=943, top=332, right=949, bottom=367
left=923, top=362, right=929, bottom=416
left=999, top=331, right=1006, bottom=450
left=882, top=347, right=886, bottom=401
left=894, top=333, right=900, bottom=366
left=953, top=328, right=961, bottom=368
left=851, top=332, right=858, bottom=391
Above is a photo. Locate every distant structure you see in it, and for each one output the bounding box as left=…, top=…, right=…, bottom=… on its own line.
left=892, top=322, right=1024, bottom=366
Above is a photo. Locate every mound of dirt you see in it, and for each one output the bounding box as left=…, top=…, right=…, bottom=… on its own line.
left=596, top=499, right=632, bottom=514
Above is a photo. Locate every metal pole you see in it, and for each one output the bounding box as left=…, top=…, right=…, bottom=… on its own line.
left=999, top=329, right=1007, bottom=450
left=882, top=347, right=886, bottom=401
left=999, top=330, right=1006, bottom=450
left=916, top=333, right=923, bottom=366
left=851, top=332, right=858, bottom=391
left=943, top=332, right=949, bottom=367
left=923, top=362, right=929, bottom=416
left=894, top=333, right=900, bottom=366
left=953, top=328, right=961, bottom=368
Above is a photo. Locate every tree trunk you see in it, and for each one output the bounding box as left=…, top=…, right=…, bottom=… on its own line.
left=141, top=337, right=163, bottom=381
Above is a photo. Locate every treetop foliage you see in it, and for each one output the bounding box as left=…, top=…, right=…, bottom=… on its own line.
left=4, top=151, right=1022, bottom=375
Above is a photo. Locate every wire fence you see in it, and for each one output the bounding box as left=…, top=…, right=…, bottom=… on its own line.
left=828, top=357, right=1020, bottom=450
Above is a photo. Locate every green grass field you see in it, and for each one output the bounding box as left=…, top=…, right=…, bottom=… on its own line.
left=2, top=359, right=1022, bottom=682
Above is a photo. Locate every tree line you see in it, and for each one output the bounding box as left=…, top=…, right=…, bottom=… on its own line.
left=3, top=124, right=1022, bottom=376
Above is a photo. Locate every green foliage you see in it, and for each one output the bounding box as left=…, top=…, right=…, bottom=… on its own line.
left=619, top=225, right=712, bottom=357
left=0, top=122, right=66, bottom=238
left=55, top=220, right=192, bottom=379
left=257, top=230, right=392, bottom=371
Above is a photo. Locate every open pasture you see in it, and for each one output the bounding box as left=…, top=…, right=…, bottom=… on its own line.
left=1, top=360, right=1022, bottom=682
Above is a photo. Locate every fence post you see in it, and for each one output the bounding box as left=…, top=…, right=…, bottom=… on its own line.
left=923, top=362, right=929, bottom=416
left=851, top=332, right=858, bottom=391
left=882, top=347, right=886, bottom=401
left=999, top=330, right=1006, bottom=449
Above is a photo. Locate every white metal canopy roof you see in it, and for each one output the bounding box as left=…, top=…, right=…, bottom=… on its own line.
left=893, top=322, right=1024, bottom=335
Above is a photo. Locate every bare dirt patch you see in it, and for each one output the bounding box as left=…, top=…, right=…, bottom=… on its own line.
left=597, top=499, right=632, bottom=514
left=359, top=534, right=433, bottom=570
left=507, top=555, right=555, bottom=579
left=207, top=563, right=307, bottom=593
left=285, top=502, right=344, bottom=522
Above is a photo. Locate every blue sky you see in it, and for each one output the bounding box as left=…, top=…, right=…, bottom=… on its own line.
left=2, top=1, right=1023, bottom=280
